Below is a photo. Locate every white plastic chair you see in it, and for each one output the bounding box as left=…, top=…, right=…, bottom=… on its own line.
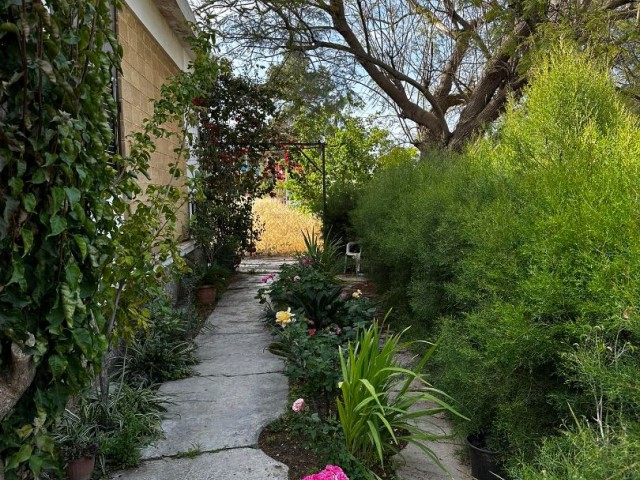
left=344, top=242, right=362, bottom=275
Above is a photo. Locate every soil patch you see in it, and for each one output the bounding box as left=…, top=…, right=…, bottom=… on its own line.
left=259, top=425, right=323, bottom=480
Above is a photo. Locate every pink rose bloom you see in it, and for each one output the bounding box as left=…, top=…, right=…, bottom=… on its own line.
left=308, top=329, right=317, bottom=336
left=261, top=273, right=276, bottom=283
left=301, top=257, right=312, bottom=265
left=292, top=398, right=306, bottom=412
left=302, top=465, right=349, bottom=480
left=333, top=327, right=342, bottom=335
left=339, top=291, right=349, bottom=300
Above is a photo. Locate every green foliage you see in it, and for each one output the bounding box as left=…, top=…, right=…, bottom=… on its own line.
left=286, top=115, right=415, bottom=240
left=51, top=410, right=98, bottom=463
left=114, top=297, right=203, bottom=386
left=302, top=228, right=343, bottom=276
left=100, top=27, right=220, bottom=347
left=259, top=260, right=375, bottom=330
left=0, top=0, right=121, bottom=475
left=86, top=384, right=166, bottom=469
left=337, top=322, right=466, bottom=472
left=353, top=45, right=640, bottom=472
left=352, top=149, right=476, bottom=325
left=275, top=321, right=345, bottom=398
left=512, top=421, right=640, bottom=480
left=191, top=63, right=278, bottom=267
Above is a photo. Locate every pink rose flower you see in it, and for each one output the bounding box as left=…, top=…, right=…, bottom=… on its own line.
left=308, top=329, right=317, bottom=336
left=339, top=291, right=349, bottom=300
left=302, top=465, right=349, bottom=480
left=292, top=398, right=306, bottom=412
left=261, top=273, right=276, bottom=283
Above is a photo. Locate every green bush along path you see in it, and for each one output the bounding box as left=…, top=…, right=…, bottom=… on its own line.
left=111, top=270, right=289, bottom=480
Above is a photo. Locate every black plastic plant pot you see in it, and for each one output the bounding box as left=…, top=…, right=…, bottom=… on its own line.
left=467, top=434, right=504, bottom=480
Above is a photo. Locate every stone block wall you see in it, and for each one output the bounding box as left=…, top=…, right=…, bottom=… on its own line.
left=117, top=3, right=190, bottom=238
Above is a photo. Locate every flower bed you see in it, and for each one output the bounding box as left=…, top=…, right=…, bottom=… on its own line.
left=258, top=233, right=465, bottom=479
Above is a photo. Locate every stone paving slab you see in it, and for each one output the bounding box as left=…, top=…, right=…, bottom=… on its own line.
left=238, top=257, right=296, bottom=274
left=112, top=448, right=288, bottom=480
left=195, top=333, right=282, bottom=377
left=141, top=356, right=287, bottom=459
left=393, top=406, right=471, bottom=480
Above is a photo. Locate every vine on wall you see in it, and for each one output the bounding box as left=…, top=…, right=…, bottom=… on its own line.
left=0, top=0, right=219, bottom=475
left=0, top=0, right=123, bottom=476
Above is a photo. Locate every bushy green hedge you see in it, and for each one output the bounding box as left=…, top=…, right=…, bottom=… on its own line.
left=352, top=46, right=640, bottom=472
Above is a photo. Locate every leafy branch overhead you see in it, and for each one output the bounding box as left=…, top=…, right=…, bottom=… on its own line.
left=202, top=0, right=640, bottom=149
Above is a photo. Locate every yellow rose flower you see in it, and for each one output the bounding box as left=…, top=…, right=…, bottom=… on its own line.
left=352, top=289, right=362, bottom=299
left=275, top=307, right=296, bottom=327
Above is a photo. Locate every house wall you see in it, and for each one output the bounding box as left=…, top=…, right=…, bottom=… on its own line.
left=117, top=1, right=192, bottom=239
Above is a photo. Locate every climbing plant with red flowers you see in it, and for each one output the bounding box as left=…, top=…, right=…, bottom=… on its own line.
left=190, top=62, right=282, bottom=267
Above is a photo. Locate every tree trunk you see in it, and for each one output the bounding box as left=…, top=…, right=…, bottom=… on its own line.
left=0, top=343, right=36, bottom=421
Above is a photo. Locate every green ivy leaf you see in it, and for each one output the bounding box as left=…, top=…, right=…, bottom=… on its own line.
left=35, top=434, right=55, bottom=454
left=60, top=283, right=76, bottom=325
left=29, top=454, right=44, bottom=477
left=48, top=216, right=67, bottom=237
left=48, top=355, right=68, bottom=377
left=64, top=187, right=81, bottom=207
left=8, top=259, right=27, bottom=290
left=23, top=193, right=37, bottom=212
left=6, top=444, right=32, bottom=469
left=65, top=263, right=81, bottom=289
left=21, top=228, right=34, bottom=255
left=72, top=328, right=92, bottom=354
left=51, top=187, right=65, bottom=214
left=73, top=235, right=88, bottom=260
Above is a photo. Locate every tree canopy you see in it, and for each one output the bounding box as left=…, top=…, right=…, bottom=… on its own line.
left=201, top=0, right=640, bottom=150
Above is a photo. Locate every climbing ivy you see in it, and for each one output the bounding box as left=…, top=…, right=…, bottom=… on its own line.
left=0, top=0, right=123, bottom=476
left=0, top=0, right=219, bottom=475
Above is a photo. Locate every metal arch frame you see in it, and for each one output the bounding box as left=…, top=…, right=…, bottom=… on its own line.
left=276, top=141, right=327, bottom=227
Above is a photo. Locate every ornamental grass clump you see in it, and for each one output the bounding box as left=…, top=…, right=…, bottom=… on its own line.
left=337, top=321, right=466, bottom=472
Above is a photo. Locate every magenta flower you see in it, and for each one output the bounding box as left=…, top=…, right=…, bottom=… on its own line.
left=301, top=257, right=312, bottom=266
left=292, top=398, right=307, bottom=412
left=302, top=465, right=349, bottom=480
left=261, top=273, right=276, bottom=283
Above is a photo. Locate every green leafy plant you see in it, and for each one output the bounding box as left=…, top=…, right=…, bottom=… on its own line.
left=190, top=63, right=279, bottom=268
left=83, top=383, right=167, bottom=470
left=301, top=228, right=343, bottom=276
left=52, top=410, right=98, bottom=464
left=337, top=321, right=467, bottom=472
left=0, top=0, right=122, bottom=475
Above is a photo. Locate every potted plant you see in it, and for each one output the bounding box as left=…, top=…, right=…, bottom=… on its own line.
left=467, top=432, right=504, bottom=480
left=193, top=264, right=231, bottom=305
left=53, top=410, right=98, bottom=480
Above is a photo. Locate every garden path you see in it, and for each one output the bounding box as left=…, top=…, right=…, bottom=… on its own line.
left=111, top=257, right=471, bottom=480
left=111, top=264, right=290, bottom=480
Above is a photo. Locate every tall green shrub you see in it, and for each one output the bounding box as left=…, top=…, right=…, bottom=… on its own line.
left=354, top=45, right=640, bottom=473
left=435, top=47, right=640, bottom=454
left=351, top=149, right=486, bottom=327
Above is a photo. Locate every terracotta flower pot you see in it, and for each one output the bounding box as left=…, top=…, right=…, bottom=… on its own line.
left=196, top=285, right=217, bottom=305
left=65, top=456, right=95, bottom=480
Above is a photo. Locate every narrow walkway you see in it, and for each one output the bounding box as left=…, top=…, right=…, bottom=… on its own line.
left=111, top=271, right=289, bottom=480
